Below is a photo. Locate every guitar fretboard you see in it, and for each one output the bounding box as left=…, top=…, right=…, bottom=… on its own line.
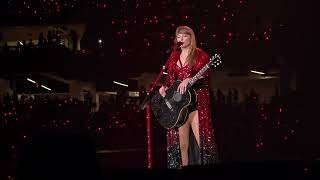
left=187, top=54, right=221, bottom=87
left=189, top=64, right=211, bottom=86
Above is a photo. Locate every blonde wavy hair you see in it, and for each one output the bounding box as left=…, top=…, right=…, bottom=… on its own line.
left=174, top=25, right=197, bottom=67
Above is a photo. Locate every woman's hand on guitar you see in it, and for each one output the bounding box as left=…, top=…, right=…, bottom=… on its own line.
left=177, top=78, right=191, bottom=94
left=159, top=86, right=168, bottom=97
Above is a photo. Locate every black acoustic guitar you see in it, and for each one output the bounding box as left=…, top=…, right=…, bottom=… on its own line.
left=151, top=54, right=222, bottom=129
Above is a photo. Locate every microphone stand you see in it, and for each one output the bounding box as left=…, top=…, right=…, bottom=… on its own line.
left=138, top=52, right=173, bottom=169
left=139, top=45, right=181, bottom=111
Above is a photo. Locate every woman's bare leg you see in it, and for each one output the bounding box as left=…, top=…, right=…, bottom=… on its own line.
left=189, top=111, right=200, bottom=147
left=178, top=119, right=191, bottom=167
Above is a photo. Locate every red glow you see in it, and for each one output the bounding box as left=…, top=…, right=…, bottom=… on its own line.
left=146, top=103, right=152, bottom=168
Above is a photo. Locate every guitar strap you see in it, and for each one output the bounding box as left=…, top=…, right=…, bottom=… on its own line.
left=178, top=58, right=183, bottom=68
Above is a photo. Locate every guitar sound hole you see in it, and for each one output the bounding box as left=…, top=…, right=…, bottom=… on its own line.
left=173, top=92, right=182, bottom=102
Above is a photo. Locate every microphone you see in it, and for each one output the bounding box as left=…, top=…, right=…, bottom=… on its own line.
left=176, top=42, right=183, bottom=48
left=164, top=42, right=183, bottom=54
left=176, top=42, right=183, bottom=52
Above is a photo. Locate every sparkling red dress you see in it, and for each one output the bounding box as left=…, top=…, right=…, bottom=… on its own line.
left=165, top=48, right=218, bottom=169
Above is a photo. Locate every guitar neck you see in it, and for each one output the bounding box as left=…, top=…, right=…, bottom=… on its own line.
left=189, top=64, right=210, bottom=86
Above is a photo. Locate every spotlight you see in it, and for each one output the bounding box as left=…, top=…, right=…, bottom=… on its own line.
left=98, top=38, right=103, bottom=44
left=250, top=70, right=265, bottom=75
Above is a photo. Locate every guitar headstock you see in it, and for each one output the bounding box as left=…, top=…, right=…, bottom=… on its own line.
left=208, top=54, right=222, bottom=68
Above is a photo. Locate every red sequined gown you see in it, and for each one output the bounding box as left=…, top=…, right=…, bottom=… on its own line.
left=165, top=48, right=218, bottom=169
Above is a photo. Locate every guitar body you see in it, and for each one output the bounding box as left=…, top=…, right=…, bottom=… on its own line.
left=151, top=80, right=197, bottom=129
left=150, top=53, right=221, bottom=129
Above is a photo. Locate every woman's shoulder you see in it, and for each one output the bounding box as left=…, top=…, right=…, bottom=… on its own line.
left=168, top=50, right=179, bottom=67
